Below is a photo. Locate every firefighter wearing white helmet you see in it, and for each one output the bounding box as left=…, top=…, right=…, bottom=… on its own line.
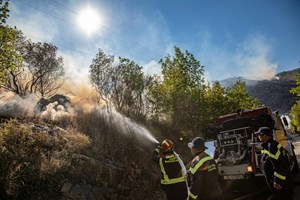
left=152, top=139, right=187, bottom=200
left=187, top=137, right=223, bottom=200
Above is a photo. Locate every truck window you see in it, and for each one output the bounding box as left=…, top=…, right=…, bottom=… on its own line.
left=282, top=116, right=289, bottom=126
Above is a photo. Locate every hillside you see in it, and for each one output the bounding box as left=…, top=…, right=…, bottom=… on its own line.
left=0, top=94, right=164, bottom=200
left=275, top=68, right=300, bottom=81
left=0, top=68, right=299, bottom=199
left=247, top=79, right=298, bottom=114
left=220, top=68, right=300, bottom=114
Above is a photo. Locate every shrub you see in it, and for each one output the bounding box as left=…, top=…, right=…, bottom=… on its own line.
left=0, top=119, right=90, bottom=199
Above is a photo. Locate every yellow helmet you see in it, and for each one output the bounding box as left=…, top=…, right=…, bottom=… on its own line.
left=161, top=139, right=173, bottom=151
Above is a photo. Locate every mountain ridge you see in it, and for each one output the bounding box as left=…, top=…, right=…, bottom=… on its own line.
left=219, top=68, right=300, bottom=114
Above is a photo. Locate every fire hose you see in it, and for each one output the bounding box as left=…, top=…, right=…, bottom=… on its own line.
left=173, top=151, right=190, bottom=195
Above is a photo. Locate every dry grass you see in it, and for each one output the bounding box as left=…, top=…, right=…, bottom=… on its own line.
left=0, top=119, right=90, bottom=199
left=0, top=105, right=164, bottom=199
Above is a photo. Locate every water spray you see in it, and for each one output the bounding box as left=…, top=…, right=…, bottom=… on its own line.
left=99, top=107, right=159, bottom=144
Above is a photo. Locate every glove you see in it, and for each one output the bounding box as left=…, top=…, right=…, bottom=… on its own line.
left=154, top=145, right=161, bottom=154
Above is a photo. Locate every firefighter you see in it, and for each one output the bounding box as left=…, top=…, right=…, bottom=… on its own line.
left=187, top=137, right=223, bottom=200
left=152, top=139, right=187, bottom=200
left=256, top=127, right=293, bottom=200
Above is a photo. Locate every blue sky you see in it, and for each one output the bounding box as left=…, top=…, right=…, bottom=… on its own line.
left=7, top=0, right=300, bottom=83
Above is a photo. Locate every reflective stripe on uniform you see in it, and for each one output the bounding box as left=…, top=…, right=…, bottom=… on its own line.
left=165, top=154, right=174, bottom=159
left=189, top=191, right=198, bottom=199
left=160, top=176, right=185, bottom=184
left=159, top=156, right=185, bottom=185
left=189, top=156, right=213, bottom=174
left=208, top=164, right=217, bottom=172
left=274, top=172, right=286, bottom=180
left=155, top=148, right=160, bottom=153
left=261, top=144, right=282, bottom=160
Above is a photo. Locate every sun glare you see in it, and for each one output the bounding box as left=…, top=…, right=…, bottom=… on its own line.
left=77, top=7, right=101, bottom=35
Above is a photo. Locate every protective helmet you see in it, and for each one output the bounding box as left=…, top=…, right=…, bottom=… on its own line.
left=161, top=139, right=174, bottom=151
left=188, top=137, right=207, bottom=149
left=255, top=127, right=273, bottom=137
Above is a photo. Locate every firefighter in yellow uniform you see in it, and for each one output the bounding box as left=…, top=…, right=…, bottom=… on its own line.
left=152, top=139, right=187, bottom=200
left=187, top=137, right=223, bottom=200
left=256, top=127, right=293, bottom=200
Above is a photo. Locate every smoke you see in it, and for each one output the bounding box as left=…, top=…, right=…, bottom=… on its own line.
left=0, top=91, right=158, bottom=144
left=39, top=102, right=73, bottom=121
left=198, top=32, right=277, bottom=81
left=0, top=92, right=39, bottom=118
left=235, top=35, right=277, bottom=80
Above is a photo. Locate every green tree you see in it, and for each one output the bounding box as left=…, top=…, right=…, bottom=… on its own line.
left=225, top=80, right=259, bottom=112
left=0, top=0, right=24, bottom=86
left=290, top=103, right=300, bottom=133
left=1, top=29, right=27, bottom=94
left=89, top=49, right=154, bottom=119
left=204, top=81, right=228, bottom=124
left=2, top=30, right=65, bottom=97
left=89, top=49, right=115, bottom=105
left=149, top=46, right=207, bottom=136
left=112, top=57, right=147, bottom=117
left=290, top=74, right=300, bottom=96
left=8, top=41, right=64, bottom=97
left=290, top=73, right=300, bottom=133
left=0, top=26, right=22, bottom=84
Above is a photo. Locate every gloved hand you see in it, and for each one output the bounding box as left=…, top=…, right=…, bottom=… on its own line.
left=154, top=145, right=161, bottom=154
left=274, top=182, right=282, bottom=190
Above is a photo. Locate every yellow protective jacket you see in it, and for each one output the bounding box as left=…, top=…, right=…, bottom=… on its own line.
left=261, top=138, right=290, bottom=186
left=187, top=151, right=223, bottom=200
left=152, top=147, right=186, bottom=185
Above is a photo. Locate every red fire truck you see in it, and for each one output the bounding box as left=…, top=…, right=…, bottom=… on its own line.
left=204, top=107, right=299, bottom=181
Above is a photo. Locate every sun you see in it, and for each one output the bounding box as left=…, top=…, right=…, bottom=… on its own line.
left=77, top=7, right=101, bottom=35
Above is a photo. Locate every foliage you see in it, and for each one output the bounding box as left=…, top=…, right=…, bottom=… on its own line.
left=20, top=41, right=65, bottom=97
left=290, top=74, right=300, bottom=97
left=0, top=26, right=24, bottom=84
left=204, top=80, right=259, bottom=126
left=4, top=40, right=65, bottom=97
left=0, top=119, right=90, bottom=199
left=204, top=81, right=228, bottom=123
left=290, top=102, right=300, bottom=133
left=71, top=45, right=260, bottom=139
left=0, top=0, right=9, bottom=25
left=89, top=48, right=115, bottom=104
left=148, top=46, right=207, bottom=136
left=89, top=49, right=155, bottom=119
left=0, top=0, right=64, bottom=97
left=225, top=80, right=260, bottom=111
left=112, top=57, right=151, bottom=118
left=290, top=73, right=300, bottom=133
left=0, top=0, right=23, bottom=86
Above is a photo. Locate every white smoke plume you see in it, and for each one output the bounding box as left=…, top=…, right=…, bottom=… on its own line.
left=0, top=92, right=39, bottom=117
